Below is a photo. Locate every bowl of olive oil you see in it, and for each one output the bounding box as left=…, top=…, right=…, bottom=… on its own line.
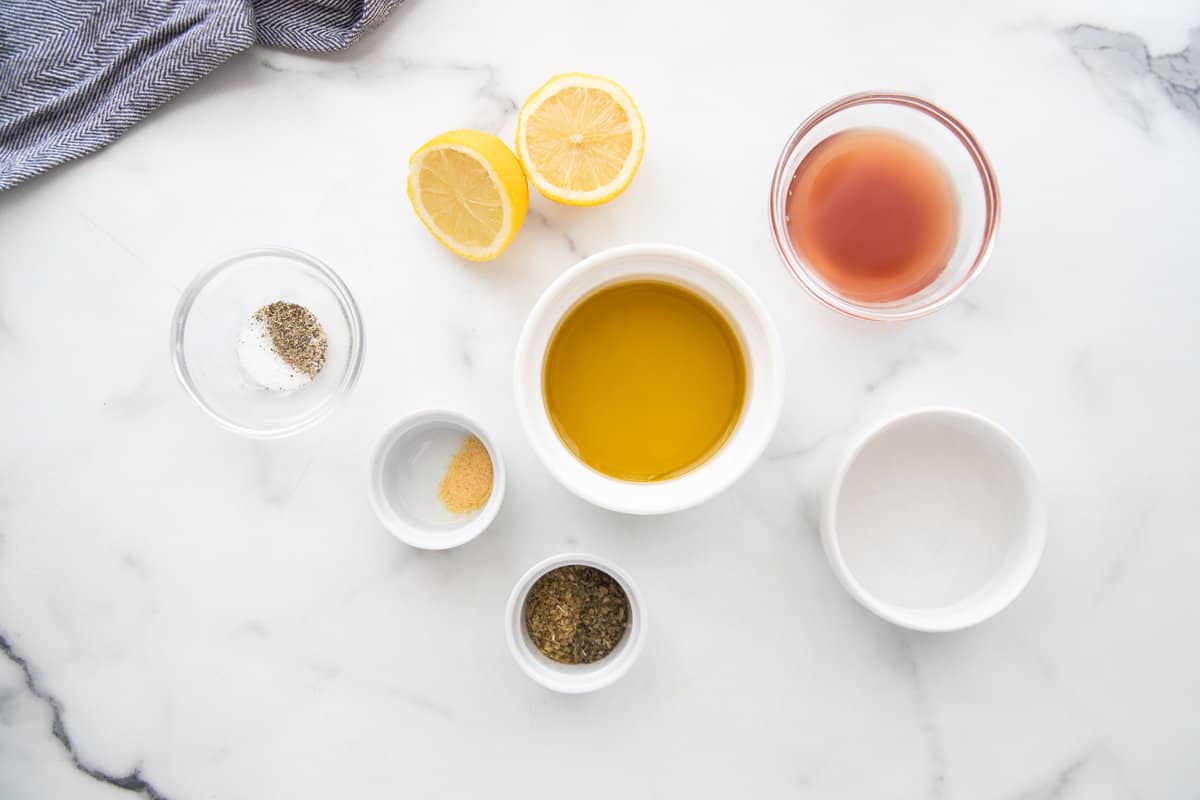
left=514, top=243, right=784, bottom=514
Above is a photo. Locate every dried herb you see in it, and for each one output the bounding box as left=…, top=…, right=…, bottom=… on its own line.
left=524, top=565, right=629, bottom=664
left=255, top=301, right=328, bottom=379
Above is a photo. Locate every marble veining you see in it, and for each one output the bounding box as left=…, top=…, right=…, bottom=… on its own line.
left=526, top=208, right=585, bottom=257
left=1062, top=23, right=1200, bottom=129
left=0, top=634, right=171, bottom=800
left=1, top=1, right=1198, bottom=797
left=861, top=338, right=957, bottom=394
left=257, top=53, right=520, bottom=134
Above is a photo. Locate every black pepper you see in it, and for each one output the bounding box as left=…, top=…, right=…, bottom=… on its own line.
left=255, top=301, right=328, bottom=379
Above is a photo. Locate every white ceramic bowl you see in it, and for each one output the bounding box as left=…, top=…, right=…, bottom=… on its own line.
left=514, top=243, right=785, bottom=515
left=505, top=553, right=647, bottom=693
left=368, top=410, right=505, bottom=550
left=822, top=408, right=1046, bottom=631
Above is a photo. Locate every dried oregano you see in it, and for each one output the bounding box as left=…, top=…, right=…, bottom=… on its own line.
left=524, top=565, right=630, bottom=664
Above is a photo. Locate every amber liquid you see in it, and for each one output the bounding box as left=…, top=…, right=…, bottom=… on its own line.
left=543, top=281, right=745, bottom=482
left=786, top=128, right=958, bottom=303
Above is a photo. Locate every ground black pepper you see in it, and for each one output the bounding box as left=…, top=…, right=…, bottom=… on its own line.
left=255, top=301, right=328, bottom=379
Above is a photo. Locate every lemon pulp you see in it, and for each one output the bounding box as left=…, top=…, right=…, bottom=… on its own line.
left=407, top=130, right=528, bottom=261
left=516, top=73, right=645, bottom=206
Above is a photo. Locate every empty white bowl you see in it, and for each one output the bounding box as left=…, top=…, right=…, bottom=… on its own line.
left=513, top=243, right=784, bottom=515
left=822, top=408, right=1046, bottom=631
left=505, top=553, right=647, bottom=693
left=369, top=410, right=505, bottom=550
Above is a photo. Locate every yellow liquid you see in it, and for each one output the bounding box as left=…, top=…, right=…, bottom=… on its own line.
left=543, top=280, right=746, bottom=481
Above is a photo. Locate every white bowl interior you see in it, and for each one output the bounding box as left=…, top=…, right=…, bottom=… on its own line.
left=514, top=244, right=784, bottom=515
left=505, top=553, right=646, bottom=693
left=369, top=411, right=505, bottom=550
left=173, top=248, right=363, bottom=437
left=824, top=409, right=1045, bottom=631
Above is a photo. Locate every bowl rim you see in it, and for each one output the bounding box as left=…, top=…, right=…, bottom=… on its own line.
left=821, top=407, right=1047, bottom=631
left=367, top=408, right=506, bottom=550
left=505, top=552, right=647, bottom=693
left=512, top=242, right=785, bottom=515
left=768, top=91, right=1001, bottom=322
left=170, top=245, right=365, bottom=438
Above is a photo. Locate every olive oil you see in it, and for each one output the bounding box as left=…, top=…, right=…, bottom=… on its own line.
left=543, top=280, right=746, bottom=481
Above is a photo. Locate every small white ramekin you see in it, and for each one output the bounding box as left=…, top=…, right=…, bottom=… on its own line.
left=368, top=409, right=505, bottom=550
left=505, top=553, right=647, bottom=693
left=822, top=408, right=1046, bottom=631
left=513, top=243, right=785, bottom=515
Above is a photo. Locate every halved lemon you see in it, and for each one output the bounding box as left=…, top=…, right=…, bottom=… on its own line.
left=407, top=130, right=528, bottom=261
left=515, top=73, right=645, bottom=206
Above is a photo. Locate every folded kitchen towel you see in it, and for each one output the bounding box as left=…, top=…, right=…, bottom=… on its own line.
left=0, top=0, right=403, bottom=191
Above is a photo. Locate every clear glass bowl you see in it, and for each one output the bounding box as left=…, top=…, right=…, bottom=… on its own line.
left=769, top=92, right=1000, bottom=321
left=171, top=247, right=364, bottom=438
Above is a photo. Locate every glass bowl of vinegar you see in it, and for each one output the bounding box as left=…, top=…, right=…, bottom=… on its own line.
left=769, top=92, right=1000, bottom=321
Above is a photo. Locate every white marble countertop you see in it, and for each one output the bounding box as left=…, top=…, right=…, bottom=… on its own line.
left=2, top=1, right=1198, bottom=797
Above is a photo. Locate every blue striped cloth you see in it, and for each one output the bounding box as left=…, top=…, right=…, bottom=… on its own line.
left=0, top=0, right=403, bottom=190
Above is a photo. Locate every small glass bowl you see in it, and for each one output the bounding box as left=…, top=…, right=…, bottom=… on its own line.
left=769, top=92, right=1000, bottom=321
left=171, top=247, right=364, bottom=438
